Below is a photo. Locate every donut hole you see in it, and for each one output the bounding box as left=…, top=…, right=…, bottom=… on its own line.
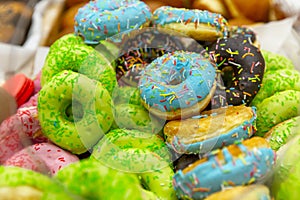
left=221, top=66, right=234, bottom=88
left=64, top=100, right=84, bottom=122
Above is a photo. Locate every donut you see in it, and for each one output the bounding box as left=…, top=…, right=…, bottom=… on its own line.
left=38, top=70, right=114, bottom=154
left=163, top=105, right=257, bottom=154
left=112, top=102, right=163, bottom=134
left=251, top=68, right=300, bottom=107
left=112, top=85, right=163, bottom=134
left=112, top=85, right=142, bottom=106
left=41, top=34, right=117, bottom=94
left=0, top=185, right=43, bottom=200
left=74, top=0, right=152, bottom=44
left=264, top=116, right=300, bottom=151
left=255, top=90, right=300, bottom=137
left=138, top=51, right=217, bottom=120
left=15, top=105, right=47, bottom=143
left=91, top=128, right=176, bottom=200
left=55, top=158, right=159, bottom=199
left=3, top=142, right=79, bottom=176
left=228, top=26, right=257, bottom=45
left=262, top=50, right=295, bottom=72
left=172, top=137, right=276, bottom=199
left=271, top=135, right=300, bottom=199
left=205, top=184, right=272, bottom=200
left=0, top=105, right=47, bottom=164
left=152, top=6, right=228, bottom=42
left=114, top=28, right=185, bottom=87
left=208, top=36, right=265, bottom=106
left=0, top=166, right=77, bottom=200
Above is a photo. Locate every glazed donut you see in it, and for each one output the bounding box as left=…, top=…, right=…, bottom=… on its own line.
left=163, top=105, right=257, bottom=154
left=74, top=0, right=152, bottom=44
left=0, top=166, right=76, bottom=200
left=255, top=90, right=300, bottom=137
left=41, top=34, right=117, bottom=94
left=114, top=28, right=185, bottom=87
left=111, top=85, right=163, bottom=134
left=152, top=6, right=228, bottom=42
left=265, top=116, right=300, bottom=151
left=55, top=158, right=158, bottom=199
left=172, top=137, right=276, bottom=199
left=251, top=68, right=300, bottom=107
left=271, top=134, right=300, bottom=199
left=91, top=128, right=176, bottom=200
left=205, top=184, right=272, bottom=200
left=262, top=50, right=295, bottom=72
left=138, top=51, right=217, bottom=120
left=0, top=185, right=43, bottom=200
left=0, top=105, right=47, bottom=164
left=3, top=142, right=79, bottom=176
left=208, top=36, right=265, bottom=105
left=38, top=70, right=114, bottom=154
left=228, top=26, right=257, bottom=45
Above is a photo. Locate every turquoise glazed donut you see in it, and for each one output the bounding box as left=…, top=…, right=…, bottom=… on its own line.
left=41, top=35, right=117, bottom=94
left=38, top=70, right=114, bottom=154
left=138, top=51, right=217, bottom=120
left=172, top=137, right=275, bottom=199
left=74, top=0, right=152, bottom=44
left=152, top=6, right=228, bottom=42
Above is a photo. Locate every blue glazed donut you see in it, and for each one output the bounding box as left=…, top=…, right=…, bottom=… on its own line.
left=172, top=137, right=276, bottom=199
left=138, top=51, right=217, bottom=120
left=74, top=0, right=152, bottom=44
left=152, top=6, right=228, bottom=42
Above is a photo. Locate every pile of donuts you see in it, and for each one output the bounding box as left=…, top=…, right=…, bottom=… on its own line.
left=1, top=0, right=300, bottom=199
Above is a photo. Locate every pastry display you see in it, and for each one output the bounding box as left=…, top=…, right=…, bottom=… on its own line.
left=1, top=0, right=300, bottom=199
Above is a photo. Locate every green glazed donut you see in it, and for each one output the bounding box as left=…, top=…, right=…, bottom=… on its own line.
left=271, top=135, right=300, bottom=199
left=111, top=86, right=165, bottom=134
left=255, top=90, right=300, bottom=136
left=91, top=128, right=177, bottom=200
left=0, top=166, right=77, bottom=200
left=47, top=34, right=85, bottom=55
left=112, top=86, right=143, bottom=106
left=251, top=68, right=300, bottom=107
left=41, top=37, right=117, bottom=94
left=55, top=159, right=158, bottom=200
left=274, top=159, right=300, bottom=200
left=113, top=103, right=163, bottom=134
left=265, top=116, right=300, bottom=151
left=38, top=70, right=114, bottom=154
left=262, top=50, right=295, bottom=72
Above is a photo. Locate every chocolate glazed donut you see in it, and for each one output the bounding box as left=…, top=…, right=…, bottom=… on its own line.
left=208, top=37, right=265, bottom=106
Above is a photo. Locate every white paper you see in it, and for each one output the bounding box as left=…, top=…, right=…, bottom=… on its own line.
left=252, top=16, right=300, bottom=70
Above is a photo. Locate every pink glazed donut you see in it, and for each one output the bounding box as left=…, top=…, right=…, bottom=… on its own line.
left=0, top=105, right=47, bottom=164
left=3, top=142, right=79, bottom=175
